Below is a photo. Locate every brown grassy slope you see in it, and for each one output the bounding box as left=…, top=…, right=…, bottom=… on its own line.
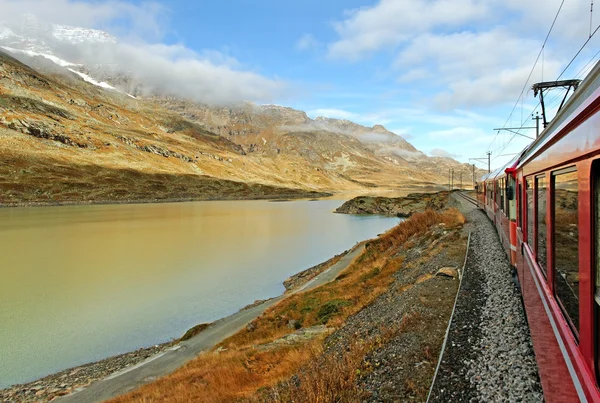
left=0, top=50, right=445, bottom=204
left=0, top=138, right=328, bottom=206
left=0, top=52, right=327, bottom=203
left=107, top=208, right=465, bottom=403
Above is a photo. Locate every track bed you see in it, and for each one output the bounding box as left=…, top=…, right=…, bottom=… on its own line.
left=429, top=194, right=543, bottom=402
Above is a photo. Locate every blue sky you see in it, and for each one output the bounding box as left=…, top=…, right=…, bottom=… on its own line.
left=4, top=0, right=600, bottom=170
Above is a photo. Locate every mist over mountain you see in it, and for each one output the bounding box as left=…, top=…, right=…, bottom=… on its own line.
left=0, top=14, right=285, bottom=105
left=0, top=16, right=484, bottom=205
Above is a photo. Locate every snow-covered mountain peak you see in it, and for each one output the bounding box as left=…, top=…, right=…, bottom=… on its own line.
left=52, top=25, right=116, bottom=45
left=0, top=14, right=117, bottom=54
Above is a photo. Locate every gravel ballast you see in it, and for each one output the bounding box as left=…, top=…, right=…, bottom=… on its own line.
left=429, top=194, right=543, bottom=402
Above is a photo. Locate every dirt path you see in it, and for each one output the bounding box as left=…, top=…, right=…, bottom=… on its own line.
left=55, top=243, right=366, bottom=403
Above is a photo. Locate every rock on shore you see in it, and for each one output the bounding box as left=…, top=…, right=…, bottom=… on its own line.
left=335, top=191, right=450, bottom=217
left=0, top=342, right=173, bottom=403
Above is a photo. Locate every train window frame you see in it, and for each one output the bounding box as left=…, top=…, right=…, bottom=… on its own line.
left=496, top=180, right=500, bottom=208
left=518, top=181, right=523, bottom=228
left=526, top=176, right=534, bottom=251
left=552, top=166, right=579, bottom=337
left=536, top=174, right=548, bottom=277
left=500, top=177, right=505, bottom=213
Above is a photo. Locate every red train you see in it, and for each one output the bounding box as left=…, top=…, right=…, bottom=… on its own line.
left=477, top=62, right=600, bottom=402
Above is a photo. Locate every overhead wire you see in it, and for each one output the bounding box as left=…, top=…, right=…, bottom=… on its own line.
left=490, top=2, right=600, bottom=161
left=486, top=0, right=566, bottom=154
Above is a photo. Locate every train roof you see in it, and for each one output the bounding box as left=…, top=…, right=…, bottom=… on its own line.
left=481, top=150, right=525, bottom=182
left=517, top=59, right=600, bottom=168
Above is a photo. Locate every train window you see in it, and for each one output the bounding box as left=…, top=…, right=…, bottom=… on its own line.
left=500, top=178, right=505, bottom=212
left=507, top=176, right=516, bottom=221
left=537, top=175, right=547, bottom=275
left=553, top=167, right=579, bottom=333
left=527, top=177, right=534, bottom=248
left=496, top=180, right=500, bottom=207
left=518, top=182, right=523, bottom=227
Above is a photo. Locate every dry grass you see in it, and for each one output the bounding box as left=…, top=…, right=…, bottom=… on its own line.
left=374, top=208, right=465, bottom=252
left=107, top=208, right=465, bottom=403
left=252, top=337, right=370, bottom=403
left=109, top=344, right=318, bottom=403
left=253, top=314, right=425, bottom=403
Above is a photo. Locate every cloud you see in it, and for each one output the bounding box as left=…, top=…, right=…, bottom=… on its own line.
left=322, top=0, right=596, bottom=110
left=430, top=148, right=459, bottom=158
left=296, top=33, right=320, bottom=51
left=393, top=28, right=564, bottom=109
left=328, top=0, right=488, bottom=60
left=0, top=0, right=167, bottom=39
left=391, top=149, right=424, bottom=160
left=88, top=43, right=286, bottom=104
left=0, top=0, right=287, bottom=105
left=306, top=108, right=360, bottom=121
left=428, top=126, right=490, bottom=140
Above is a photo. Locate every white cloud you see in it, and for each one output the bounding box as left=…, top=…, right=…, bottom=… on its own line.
left=328, top=0, right=488, bottom=60
left=307, top=108, right=358, bottom=120
left=397, top=68, right=430, bottom=83
left=430, top=148, right=459, bottom=158
left=0, top=0, right=287, bottom=105
left=0, top=0, right=167, bottom=39
left=428, top=126, right=489, bottom=140
left=323, top=0, right=596, bottom=110
left=296, top=33, right=320, bottom=51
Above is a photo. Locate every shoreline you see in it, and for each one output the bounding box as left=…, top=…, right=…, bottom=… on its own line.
left=0, top=191, right=333, bottom=209
left=0, top=183, right=449, bottom=209
left=1, top=190, right=436, bottom=402
left=0, top=245, right=360, bottom=402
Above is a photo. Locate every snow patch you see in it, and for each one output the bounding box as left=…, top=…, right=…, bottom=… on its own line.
left=0, top=45, right=79, bottom=67
left=66, top=68, right=116, bottom=90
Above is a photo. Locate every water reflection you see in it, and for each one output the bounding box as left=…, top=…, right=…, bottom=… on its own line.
left=0, top=199, right=397, bottom=387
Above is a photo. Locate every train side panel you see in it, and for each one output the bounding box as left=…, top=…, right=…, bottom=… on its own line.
left=521, top=244, right=580, bottom=402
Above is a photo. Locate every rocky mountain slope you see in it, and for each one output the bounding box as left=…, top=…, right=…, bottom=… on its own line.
left=0, top=51, right=333, bottom=205
left=152, top=98, right=482, bottom=182
left=0, top=17, right=484, bottom=205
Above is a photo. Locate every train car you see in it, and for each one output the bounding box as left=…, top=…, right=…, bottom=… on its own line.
left=478, top=60, right=600, bottom=402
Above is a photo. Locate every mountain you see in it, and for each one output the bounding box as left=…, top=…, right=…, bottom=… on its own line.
left=152, top=98, right=481, bottom=181
left=0, top=19, right=484, bottom=205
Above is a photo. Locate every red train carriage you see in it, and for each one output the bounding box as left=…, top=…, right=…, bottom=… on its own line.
left=477, top=60, right=600, bottom=402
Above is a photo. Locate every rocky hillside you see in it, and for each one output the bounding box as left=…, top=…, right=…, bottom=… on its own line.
left=335, top=191, right=451, bottom=217
left=0, top=49, right=440, bottom=206
left=0, top=15, right=485, bottom=205
left=0, top=51, right=334, bottom=205
left=152, top=97, right=482, bottom=182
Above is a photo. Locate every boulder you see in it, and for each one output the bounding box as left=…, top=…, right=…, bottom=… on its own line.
left=436, top=267, right=458, bottom=279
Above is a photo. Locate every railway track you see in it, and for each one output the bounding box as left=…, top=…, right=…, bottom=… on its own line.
left=455, top=191, right=478, bottom=206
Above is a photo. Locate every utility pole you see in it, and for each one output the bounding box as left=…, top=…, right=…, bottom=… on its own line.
left=460, top=173, right=463, bottom=190
left=472, top=164, right=476, bottom=190
left=451, top=169, right=454, bottom=190
left=448, top=169, right=451, bottom=191
left=532, top=112, right=541, bottom=137
left=469, top=155, right=490, bottom=175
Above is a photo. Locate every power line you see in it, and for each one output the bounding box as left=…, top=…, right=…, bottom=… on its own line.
left=557, top=23, right=600, bottom=80
left=490, top=5, right=600, bottom=161
left=487, top=0, right=566, bottom=154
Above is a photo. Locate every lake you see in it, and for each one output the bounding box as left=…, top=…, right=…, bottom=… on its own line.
left=0, top=199, right=398, bottom=388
